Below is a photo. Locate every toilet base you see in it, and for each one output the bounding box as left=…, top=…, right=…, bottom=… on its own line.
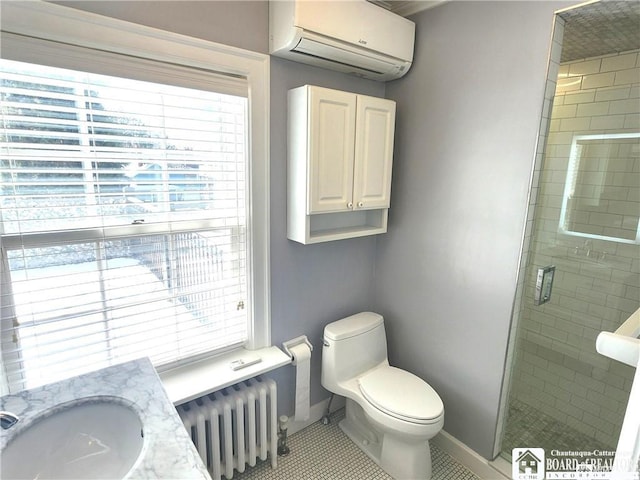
left=339, top=399, right=433, bottom=480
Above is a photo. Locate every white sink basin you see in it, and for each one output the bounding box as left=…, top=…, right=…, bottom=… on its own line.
left=1, top=397, right=145, bottom=479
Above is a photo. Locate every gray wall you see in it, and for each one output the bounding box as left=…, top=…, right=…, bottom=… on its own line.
left=40, top=0, right=578, bottom=460
left=268, top=58, right=384, bottom=414
left=374, top=1, right=573, bottom=459
left=53, top=0, right=384, bottom=418
left=54, top=1, right=270, bottom=54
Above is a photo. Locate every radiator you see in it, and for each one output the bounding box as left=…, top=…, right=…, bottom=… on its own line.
left=177, top=377, right=278, bottom=480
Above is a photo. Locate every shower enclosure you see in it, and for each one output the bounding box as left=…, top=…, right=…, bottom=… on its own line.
left=499, top=0, right=639, bottom=463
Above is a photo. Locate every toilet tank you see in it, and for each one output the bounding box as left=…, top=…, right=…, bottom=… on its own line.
left=321, top=312, right=388, bottom=391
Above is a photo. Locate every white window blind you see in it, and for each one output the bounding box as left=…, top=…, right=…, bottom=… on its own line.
left=0, top=58, right=251, bottom=392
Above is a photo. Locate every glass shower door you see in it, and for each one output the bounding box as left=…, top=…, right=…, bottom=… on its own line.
left=500, top=4, right=639, bottom=468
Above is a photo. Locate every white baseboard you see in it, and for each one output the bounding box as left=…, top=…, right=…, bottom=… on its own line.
left=286, top=395, right=346, bottom=436
left=288, top=399, right=510, bottom=480
left=432, top=430, right=510, bottom=480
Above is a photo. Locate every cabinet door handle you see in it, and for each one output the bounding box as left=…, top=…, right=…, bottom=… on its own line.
left=347, top=202, right=353, bottom=209
left=357, top=201, right=364, bottom=208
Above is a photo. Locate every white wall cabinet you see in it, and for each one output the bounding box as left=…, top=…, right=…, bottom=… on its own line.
left=287, top=85, right=396, bottom=244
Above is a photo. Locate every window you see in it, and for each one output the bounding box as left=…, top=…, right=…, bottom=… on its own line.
left=0, top=2, right=270, bottom=393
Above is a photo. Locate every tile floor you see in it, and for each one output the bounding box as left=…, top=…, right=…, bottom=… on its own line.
left=500, top=398, right=615, bottom=462
left=233, top=409, right=480, bottom=480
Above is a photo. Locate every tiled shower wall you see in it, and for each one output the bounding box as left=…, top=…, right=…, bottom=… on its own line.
left=510, top=49, right=639, bottom=448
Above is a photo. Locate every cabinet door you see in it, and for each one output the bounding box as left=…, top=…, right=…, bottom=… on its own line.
left=307, top=87, right=356, bottom=214
left=353, top=95, right=396, bottom=210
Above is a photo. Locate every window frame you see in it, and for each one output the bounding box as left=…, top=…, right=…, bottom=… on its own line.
left=0, top=1, right=271, bottom=384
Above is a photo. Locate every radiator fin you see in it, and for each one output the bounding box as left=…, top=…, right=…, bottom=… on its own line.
left=178, top=377, right=278, bottom=480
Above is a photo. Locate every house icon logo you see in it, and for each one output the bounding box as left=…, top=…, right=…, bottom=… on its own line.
left=512, top=448, right=545, bottom=480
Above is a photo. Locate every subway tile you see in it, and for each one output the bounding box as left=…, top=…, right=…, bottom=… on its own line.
left=556, top=75, right=583, bottom=93
left=525, top=330, right=555, bottom=350
left=575, top=371, right=607, bottom=394
left=530, top=388, right=559, bottom=408
left=556, top=294, right=591, bottom=313
left=561, top=271, right=595, bottom=290
left=569, top=59, right=602, bottom=76
left=624, top=113, right=639, bottom=129
left=575, top=288, right=607, bottom=307
left=550, top=117, right=562, bottom=133
left=555, top=396, right=583, bottom=419
left=579, top=263, right=613, bottom=281
left=621, top=214, right=638, bottom=232
left=593, top=430, right=618, bottom=449
left=553, top=103, right=578, bottom=118
left=551, top=41, right=563, bottom=66
left=590, top=114, right=626, bottom=130
left=563, top=90, right=596, bottom=105
left=553, top=361, right=579, bottom=383
left=559, top=116, right=591, bottom=131
left=548, top=61, right=561, bottom=86
left=609, top=361, right=635, bottom=382
left=553, top=19, right=565, bottom=44
left=523, top=350, right=550, bottom=370
left=566, top=331, right=585, bottom=350
left=612, top=172, right=638, bottom=189
left=558, top=64, right=569, bottom=77
left=588, top=303, right=626, bottom=325
left=542, top=302, right=574, bottom=321
left=521, top=370, right=546, bottom=392
left=543, top=153, right=570, bottom=170
left=609, top=98, right=640, bottom=114
left=597, top=401, right=624, bottom=426
left=591, top=368, right=628, bottom=393
left=581, top=411, right=615, bottom=436
left=594, top=85, right=631, bottom=102
left=542, top=97, right=554, bottom=118
left=607, top=199, right=640, bottom=216
left=544, top=382, right=571, bottom=403
left=578, top=350, right=610, bottom=372
left=624, top=284, right=639, bottom=301
left=570, top=395, right=601, bottom=418
left=541, top=324, right=568, bottom=342
left=564, top=415, right=595, bottom=438
left=547, top=131, right=576, bottom=145
left=558, top=378, right=588, bottom=399
left=614, top=68, right=640, bottom=86
left=600, top=52, right=638, bottom=72
left=614, top=243, right=640, bottom=260
left=582, top=72, right=615, bottom=89
left=606, top=293, right=639, bottom=313
left=577, top=101, right=610, bottom=117
left=563, top=355, right=593, bottom=378
left=533, top=365, right=561, bottom=387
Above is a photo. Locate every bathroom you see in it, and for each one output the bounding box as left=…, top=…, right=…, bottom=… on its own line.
left=1, top=0, right=638, bottom=479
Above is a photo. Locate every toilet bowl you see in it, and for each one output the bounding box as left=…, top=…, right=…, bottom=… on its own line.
left=321, top=312, right=444, bottom=480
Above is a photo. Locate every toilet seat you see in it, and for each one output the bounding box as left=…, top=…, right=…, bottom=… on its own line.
left=358, top=366, right=443, bottom=424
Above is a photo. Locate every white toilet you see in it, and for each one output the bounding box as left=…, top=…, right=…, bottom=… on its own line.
left=321, top=312, right=444, bottom=480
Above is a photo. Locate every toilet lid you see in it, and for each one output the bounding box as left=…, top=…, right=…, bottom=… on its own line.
left=358, top=366, right=443, bottom=424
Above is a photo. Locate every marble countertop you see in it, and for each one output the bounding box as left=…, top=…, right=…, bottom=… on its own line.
left=0, top=357, right=211, bottom=479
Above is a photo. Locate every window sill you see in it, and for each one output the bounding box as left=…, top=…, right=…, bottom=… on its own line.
left=159, top=346, right=291, bottom=405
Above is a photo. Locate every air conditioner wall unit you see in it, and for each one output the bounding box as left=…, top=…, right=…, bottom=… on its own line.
left=269, top=0, right=416, bottom=81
